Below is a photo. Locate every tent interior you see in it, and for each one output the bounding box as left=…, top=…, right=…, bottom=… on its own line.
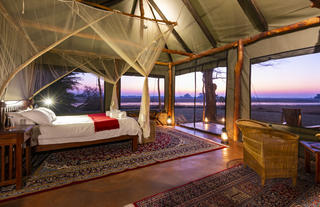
left=0, top=0, right=320, bottom=206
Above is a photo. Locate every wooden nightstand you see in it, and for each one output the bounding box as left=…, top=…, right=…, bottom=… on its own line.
left=0, top=125, right=33, bottom=189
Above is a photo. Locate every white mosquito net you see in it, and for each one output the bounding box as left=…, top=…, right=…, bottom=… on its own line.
left=0, top=0, right=174, bottom=139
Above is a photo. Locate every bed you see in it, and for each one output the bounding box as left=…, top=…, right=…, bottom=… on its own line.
left=7, top=107, right=142, bottom=152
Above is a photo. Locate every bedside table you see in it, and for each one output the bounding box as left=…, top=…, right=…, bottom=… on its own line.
left=0, top=125, right=33, bottom=189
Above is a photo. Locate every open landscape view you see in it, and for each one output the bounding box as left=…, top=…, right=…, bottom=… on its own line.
left=251, top=52, right=320, bottom=126
left=35, top=52, right=320, bottom=127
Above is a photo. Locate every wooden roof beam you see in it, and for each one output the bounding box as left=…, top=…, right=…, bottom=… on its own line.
left=173, top=17, right=320, bottom=66
left=139, top=0, right=144, bottom=17
left=50, top=48, right=169, bottom=66
left=100, top=0, right=123, bottom=7
left=148, top=0, right=193, bottom=53
left=148, top=3, right=174, bottom=62
left=181, top=0, right=217, bottom=48
left=130, top=0, right=138, bottom=14
left=162, top=48, right=193, bottom=57
left=75, top=0, right=177, bottom=25
left=237, top=0, right=268, bottom=32
left=164, top=44, right=173, bottom=62
left=21, top=20, right=188, bottom=56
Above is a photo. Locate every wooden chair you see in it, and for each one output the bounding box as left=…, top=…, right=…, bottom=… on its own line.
left=236, top=119, right=299, bottom=186
left=281, top=108, right=302, bottom=127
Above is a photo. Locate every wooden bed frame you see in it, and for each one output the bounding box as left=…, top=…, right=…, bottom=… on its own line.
left=34, top=135, right=138, bottom=152
left=3, top=101, right=139, bottom=153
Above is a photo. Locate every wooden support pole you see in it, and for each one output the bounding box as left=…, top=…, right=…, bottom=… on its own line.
left=155, top=61, right=170, bottom=66
left=139, top=0, right=144, bottom=17
left=76, top=0, right=177, bottom=26
left=233, top=40, right=244, bottom=141
left=162, top=48, right=193, bottom=57
left=172, top=42, right=238, bottom=66
left=172, top=17, right=320, bottom=66
left=139, top=0, right=144, bottom=39
left=168, top=63, right=173, bottom=122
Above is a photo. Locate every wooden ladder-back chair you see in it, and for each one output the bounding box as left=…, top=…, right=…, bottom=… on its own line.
left=236, top=119, right=299, bottom=186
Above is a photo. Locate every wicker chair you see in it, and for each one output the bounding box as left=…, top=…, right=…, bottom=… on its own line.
left=236, top=119, right=299, bottom=186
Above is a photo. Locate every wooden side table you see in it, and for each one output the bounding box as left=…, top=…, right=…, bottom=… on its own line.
left=0, top=125, right=33, bottom=189
left=300, top=141, right=320, bottom=183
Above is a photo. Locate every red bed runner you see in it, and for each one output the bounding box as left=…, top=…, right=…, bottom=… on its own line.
left=88, top=113, right=119, bottom=132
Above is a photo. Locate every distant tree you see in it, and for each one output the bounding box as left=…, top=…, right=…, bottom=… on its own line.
left=197, top=93, right=204, bottom=98
left=183, top=93, right=192, bottom=98
left=315, top=94, right=320, bottom=100
left=34, top=72, right=81, bottom=115
left=97, top=77, right=104, bottom=112
left=77, top=86, right=101, bottom=111
left=217, top=96, right=225, bottom=103
left=203, top=69, right=217, bottom=122
left=203, top=68, right=226, bottom=122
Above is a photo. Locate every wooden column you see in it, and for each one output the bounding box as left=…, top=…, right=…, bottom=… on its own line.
left=168, top=63, right=173, bottom=124
left=233, top=40, right=244, bottom=141
left=116, top=81, right=121, bottom=108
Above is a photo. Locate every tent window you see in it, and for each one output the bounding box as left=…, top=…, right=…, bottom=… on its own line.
left=120, top=75, right=164, bottom=111
left=175, top=68, right=226, bottom=127
left=250, top=52, right=320, bottom=127
left=34, top=72, right=104, bottom=115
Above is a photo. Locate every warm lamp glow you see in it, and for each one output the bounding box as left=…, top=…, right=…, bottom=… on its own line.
left=167, top=116, right=172, bottom=125
left=43, top=98, right=53, bottom=106
left=221, top=132, right=228, bottom=141
left=221, top=117, right=225, bottom=123
left=204, top=117, right=209, bottom=123
left=221, top=128, right=228, bottom=144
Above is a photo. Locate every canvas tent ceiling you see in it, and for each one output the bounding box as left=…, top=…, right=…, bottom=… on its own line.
left=92, top=0, right=320, bottom=59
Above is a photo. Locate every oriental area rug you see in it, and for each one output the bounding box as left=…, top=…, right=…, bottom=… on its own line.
left=0, top=126, right=224, bottom=201
left=129, top=164, right=320, bottom=207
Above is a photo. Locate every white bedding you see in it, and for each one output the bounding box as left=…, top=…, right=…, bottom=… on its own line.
left=37, top=115, right=142, bottom=145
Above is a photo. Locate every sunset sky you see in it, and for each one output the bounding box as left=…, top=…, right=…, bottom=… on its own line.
left=251, top=52, right=320, bottom=98
left=77, top=52, right=319, bottom=99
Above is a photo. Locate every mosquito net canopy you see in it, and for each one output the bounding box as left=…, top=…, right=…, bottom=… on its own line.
left=0, top=0, right=173, bottom=139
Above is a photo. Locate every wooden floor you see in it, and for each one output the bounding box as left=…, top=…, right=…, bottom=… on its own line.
left=0, top=127, right=243, bottom=207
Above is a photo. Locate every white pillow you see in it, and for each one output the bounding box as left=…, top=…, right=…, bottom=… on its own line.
left=37, top=107, right=56, bottom=121
left=20, top=109, right=53, bottom=125
left=6, top=112, right=36, bottom=125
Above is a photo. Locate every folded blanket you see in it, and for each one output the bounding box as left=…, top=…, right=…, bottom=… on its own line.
left=88, top=113, right=119, bottom=132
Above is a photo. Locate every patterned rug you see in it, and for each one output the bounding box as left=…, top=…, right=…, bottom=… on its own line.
left=0, top=126, right=224, bottom=201
left=130, top=164, right=320, bottom=207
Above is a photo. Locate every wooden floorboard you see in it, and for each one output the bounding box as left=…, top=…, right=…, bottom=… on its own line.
left=0, top=127, right=243, bottom=207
